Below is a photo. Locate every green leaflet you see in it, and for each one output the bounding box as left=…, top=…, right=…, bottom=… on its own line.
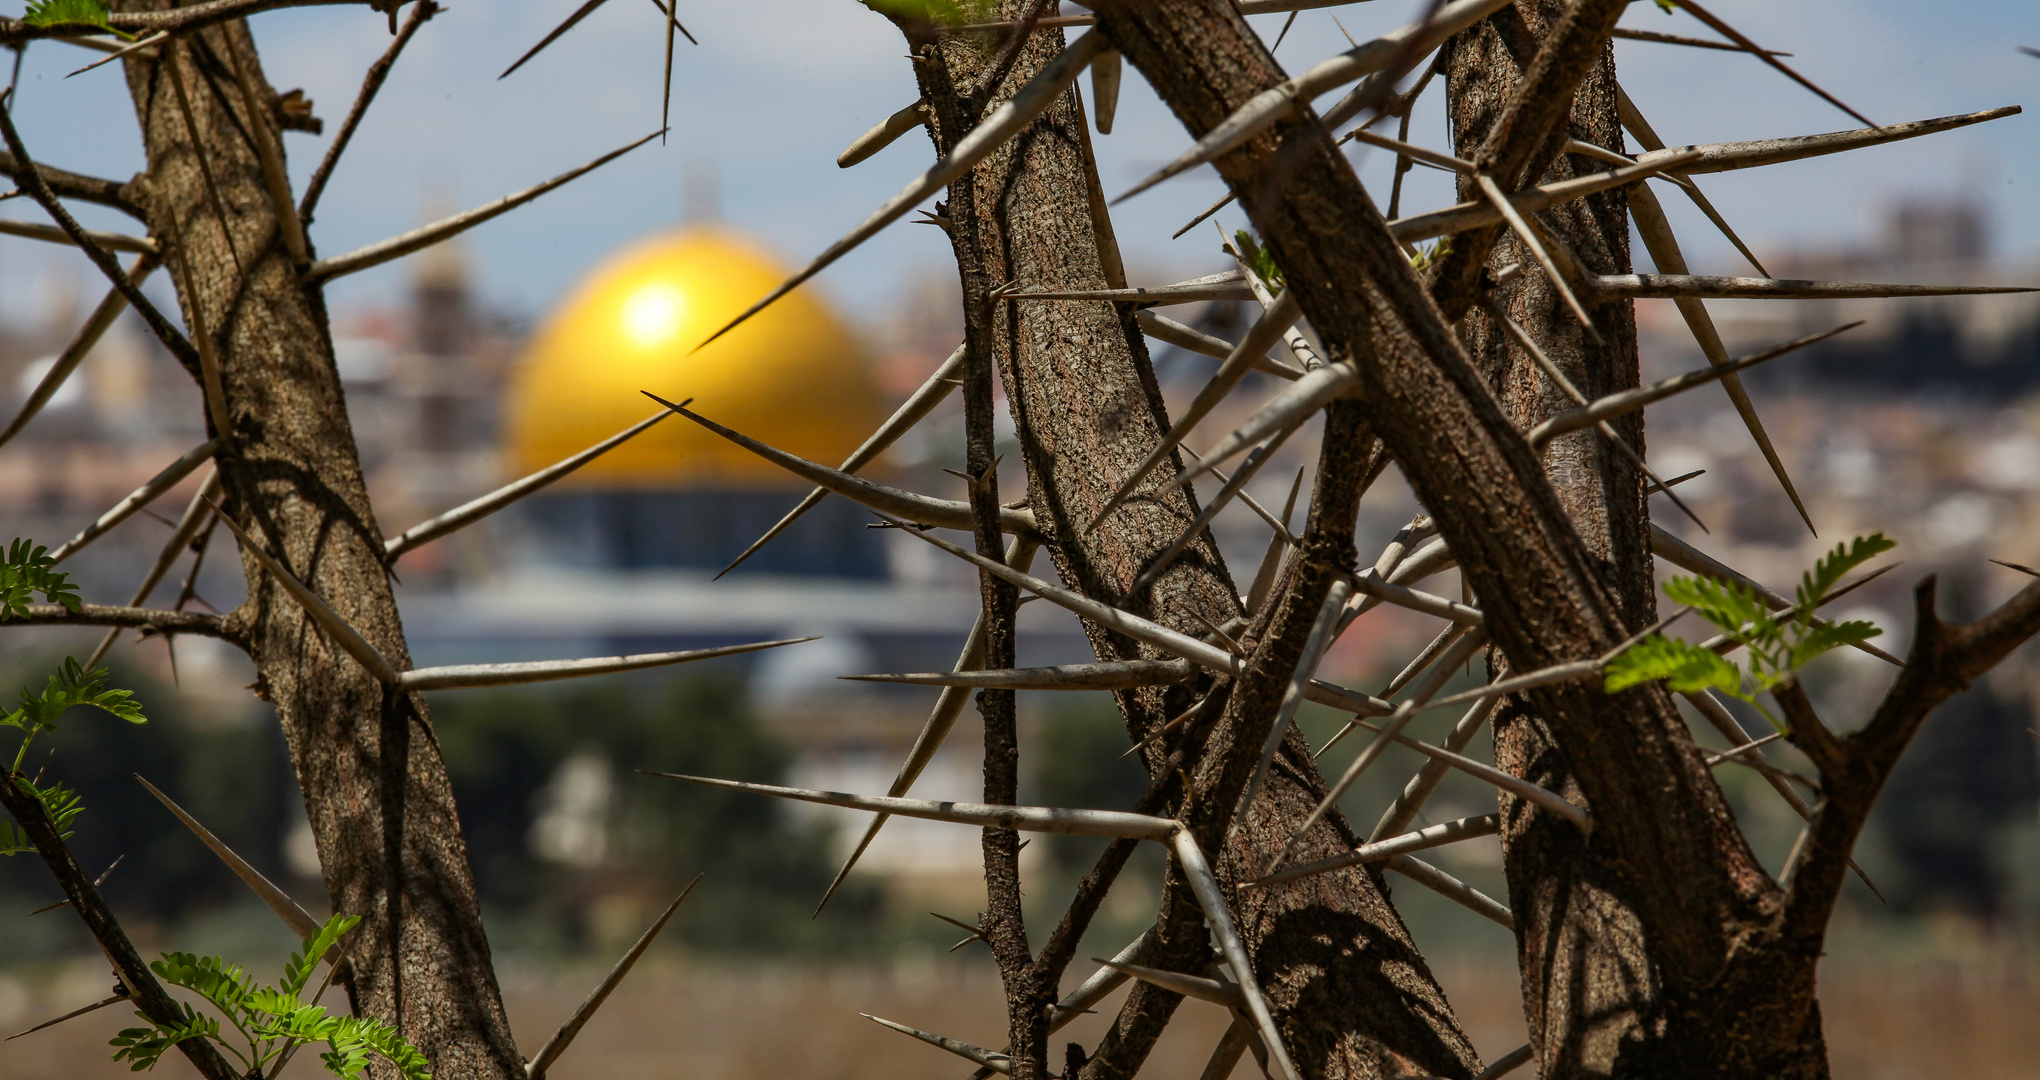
left=21, top=0, right=124, bottom=36
left=0, top=777, right=83, bottom=855
left=1, top=538, right=80, bottom=621
left=1604, top=533, right=1893, bottom=729
left=1233, top=230, right=1286, bottom=291
left=109, top=913, right=429, bottom=1080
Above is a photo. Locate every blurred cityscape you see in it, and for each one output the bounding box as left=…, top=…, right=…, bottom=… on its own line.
left=2, top=190, right=2038, bottom=1077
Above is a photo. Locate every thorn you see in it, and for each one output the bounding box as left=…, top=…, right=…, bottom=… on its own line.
left=388, top=411, right=673, bottom=561
left=311, top=130, right=664, bottom=281
left=502, top=0, right=617, bottom=79
left=526, top=875, right=701, bottom=1079
left=694, top=32, right=1108, bottom=352
left=1991, top=559, right=2040, bottom=578
left=403, top=637, right=815, bottom=692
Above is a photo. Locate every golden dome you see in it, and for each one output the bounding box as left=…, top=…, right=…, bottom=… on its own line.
left=504, top=226, right=885, bottom=487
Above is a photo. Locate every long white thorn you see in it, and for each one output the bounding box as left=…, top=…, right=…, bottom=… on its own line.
left=5, top=993, right=128, bottom=1041
left=310, top=131, right=661, bottom=281
left=1091, top=291, right=1302, bottom=529
left=1388, top=149, right=1703, bottom=244
left=1135, top=310, right=1303, bottom=379
left=1474, top=171, right=1599, bottom=341
left=701, top=31, right=1108, bottom=349
left=49, top=438, right=220, bottom=564
left=1385, top=854, right=1514, bottom=929
left=1094, top=959, right=1245, bottom=1008
left=386, top=412, right=670, bottom=561
left=842, top=658, right=1193, bottom=692
left=1246, top=467, right=1308, bottom=618
left=1286, top=629, right=1489, bottom=863
left=643, top=772, right=1179, bottom=840
left=526, top=876, right=700, bottom=1079
left=1171, top=829, right=1303, bottom=1080
left=1242, top=580, right=1351, bottom=811
left=1636, top=106, right=2020, bottom=176
left=1591, top=274, right=2033, bottom=301
left=879, top=512, right=1393, bottom=716
left=209, top=502, right=399, bottom=685
left=1528, top=324, right=1859, bottom=448
left=1346, top=573, right=1482, bottom=626
left=401, top=638, right=813, bottom=692
left=136, top=774, right=319, bottom=939
left=1091, top=47, right=1121, bottom=133
left=837, top=98, right=926, bottom=169
left=0, top=253, right=159, bottom=451
left=1130, top=422, right=1305, bottom=597
left=1618, top=110, right=1811, bottom=534
left=1114, top=0, right=1512, bottom=202
left=720, top=341, right=967, bottom=578
left=1163, top=362, right=1361, bottom=495
left=1369, top=689, right=1504, bottom=841
left=1344, top=716, right=1590, bottom=831
left=996, top=274, right=1256, bottom=306
left=1253, top=813, right=1500, bottom=887
left=816, top=539, right=1039, bottom=916
left=645, top=394, right=1043, bottom=540
left=85, top=470, right=220, bottom=669
left=864, top=1015, right=1012, bottom=1073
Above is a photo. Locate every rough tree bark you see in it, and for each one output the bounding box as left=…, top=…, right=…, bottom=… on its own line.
left=1089, top=1, right=1838, bottom=1076
left=1442, top=7, right=1687, bottom=1074
left=894, top=8, right=1482, bottom=1079
left=112, top=10, right=522, bottom=1078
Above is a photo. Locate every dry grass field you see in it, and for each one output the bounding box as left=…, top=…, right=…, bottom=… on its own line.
left=3, top=946, right=2033, bottom=1079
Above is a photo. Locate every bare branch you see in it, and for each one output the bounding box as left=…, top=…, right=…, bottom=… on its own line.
left=1389, top=149, right=1702, bottom=244
left=15, top=601, right=233, bottom=640
left=302, top=0, right=439, bottom=222
left=0, top=773, right=241, bottom=1080
left=0, top=217, right=154, bottom=254
left=0, top=151, right=143, bottom=218
left=310, top=130, right=662, bottom=281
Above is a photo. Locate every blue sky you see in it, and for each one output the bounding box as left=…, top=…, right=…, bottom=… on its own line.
left=3, top=0, right=2036, bottom=331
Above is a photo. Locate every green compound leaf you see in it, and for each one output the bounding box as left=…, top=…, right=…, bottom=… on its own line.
left=21, top=0, right=118, bottom=33
left=1795, top=532, right=1895, bottom=613
left=1663, top=574, right=1773, bottom=642
left=1786, top=618, right=1883, bottom=671
left=1605, top=635, right=1742, bottom=697
left=110, top=1005, right=217, bottom=1072
left=0, top=777, right=85, bottom=855
left=7, top=658, right=147, bottom=737
left=1, top=538, right=80, bottom=620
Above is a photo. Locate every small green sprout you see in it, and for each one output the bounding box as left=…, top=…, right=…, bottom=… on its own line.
left=1604, top=533, right=1895, bottom=729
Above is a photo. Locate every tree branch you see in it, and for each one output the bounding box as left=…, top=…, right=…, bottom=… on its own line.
left=1784, top=575, right=2040, bottom=941
left=16, top=602, right=241, bottom=643
left=0, top=152, right=144, bottom=219
left=0, top=774, right=241, bottom=1080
